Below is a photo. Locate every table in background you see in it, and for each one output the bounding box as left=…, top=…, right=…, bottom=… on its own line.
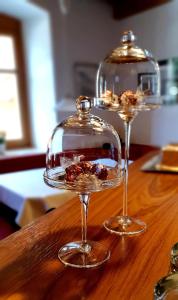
left=0, top=149, right=46, bottom=174
left=0, top=160, right=128, bottom=227
left=0, top=168, right=75, bottom=226
left=0, top=152, right=177, bottom=300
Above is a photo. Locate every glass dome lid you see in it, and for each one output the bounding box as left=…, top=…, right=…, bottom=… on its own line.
left=104, top=30, right=153, bottom=64
left=95, top=30, right=161, bottom=112
left=44, top=96, right=122, bottom=193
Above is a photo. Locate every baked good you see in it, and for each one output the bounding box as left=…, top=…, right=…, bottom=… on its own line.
left=161, top=144, right=178, bottom=167
left=101, top=89, right=144, bottom=107
left=65, top=161, right=108, bottom=182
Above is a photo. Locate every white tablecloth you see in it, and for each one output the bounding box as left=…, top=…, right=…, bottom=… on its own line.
left=0, top=168, right=75, bottom=227
left=0, top=160, right=130, bottom=227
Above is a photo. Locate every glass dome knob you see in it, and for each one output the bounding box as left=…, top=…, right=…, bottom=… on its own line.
left=76, top=95, right=92, bottom=115
left=121, top=30, right=136, bottom=45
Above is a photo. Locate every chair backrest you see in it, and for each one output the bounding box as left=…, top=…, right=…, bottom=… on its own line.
left=0, top=153, right=46, bottom=174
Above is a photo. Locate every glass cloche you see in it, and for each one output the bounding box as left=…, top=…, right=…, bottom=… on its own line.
left=44, top=96, right=122, bottom=268
left=95, top=30, right=161, bottom=117
left=95, top=31, right=161, bottom=236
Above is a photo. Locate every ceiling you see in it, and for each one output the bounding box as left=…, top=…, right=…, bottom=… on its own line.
left=107, top=0, right=172, bottom=19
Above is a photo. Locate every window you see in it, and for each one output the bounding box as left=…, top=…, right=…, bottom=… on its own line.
left=0, top=14, right=31, bottom=148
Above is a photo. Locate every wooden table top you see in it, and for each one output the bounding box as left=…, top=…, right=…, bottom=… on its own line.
left=0, top=152, right=178, bottom=300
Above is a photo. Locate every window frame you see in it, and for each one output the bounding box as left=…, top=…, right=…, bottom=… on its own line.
left=0, top=14, right=31, bottom=148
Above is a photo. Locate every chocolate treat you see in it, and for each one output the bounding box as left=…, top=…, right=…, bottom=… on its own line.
left=65, top=162, right=108, bottom=182
left=98, top=167, right=108, bottom=180
left=65, top=164, right=83, bottom=182
left=78, top=161, right=93, bottom=173
left=91, top=163, right=108, bottom=180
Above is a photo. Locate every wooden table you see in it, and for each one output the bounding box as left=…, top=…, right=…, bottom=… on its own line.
left=0, top=152, right=178, bottom=300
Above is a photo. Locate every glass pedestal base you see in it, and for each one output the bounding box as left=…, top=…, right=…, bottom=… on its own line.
left=58, top=240, right=110, bottom=268
left=103, top=216, right=146, bottom=236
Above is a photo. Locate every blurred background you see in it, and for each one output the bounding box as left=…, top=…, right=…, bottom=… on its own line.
left=0, top=0, right=178, bottom=151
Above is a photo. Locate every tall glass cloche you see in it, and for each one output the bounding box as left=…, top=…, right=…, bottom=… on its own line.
left=95, top=30, right=161, bottom=116
left=44, top=96, right=122, bottom=268
left=95, top=31, right=161, bottom=236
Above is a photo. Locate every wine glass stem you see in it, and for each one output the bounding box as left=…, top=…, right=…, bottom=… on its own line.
left=79, top=193, right=90, bottom=244
left=123, top=120, right=132, bottom=217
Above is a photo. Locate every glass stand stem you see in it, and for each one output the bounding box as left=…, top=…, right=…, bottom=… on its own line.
left=123, top=121, right=132, bottom=217
left=79, top=193, right=90, bottom=243
left=103, top=117, right=146, bottom=235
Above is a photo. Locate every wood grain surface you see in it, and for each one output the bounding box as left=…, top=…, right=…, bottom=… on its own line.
left=0, top=152, right=178, bottom=300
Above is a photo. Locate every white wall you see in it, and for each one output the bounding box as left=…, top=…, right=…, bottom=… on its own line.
left=31, top=0, right=69, bottom=102
left=23, top=15, right=57, bottom=150
left=32, top=0, right=119, bottom=100
left=62, top=1, right=117, bottom=97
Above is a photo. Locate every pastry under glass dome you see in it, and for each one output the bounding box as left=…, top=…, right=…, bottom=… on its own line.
left=44, top=96, right=122, bottom=268
left=95, top=30, right=162, bottom=236
left=95, top=30, right=161, bottom=116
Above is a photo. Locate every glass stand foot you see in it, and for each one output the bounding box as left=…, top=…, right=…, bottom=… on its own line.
left=103, top=216, right=146, bottom=236
left=58, top=240, right=110, bottom=268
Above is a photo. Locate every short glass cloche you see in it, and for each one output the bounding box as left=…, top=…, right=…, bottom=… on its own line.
left=44, top=96, right=122, bottom=268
